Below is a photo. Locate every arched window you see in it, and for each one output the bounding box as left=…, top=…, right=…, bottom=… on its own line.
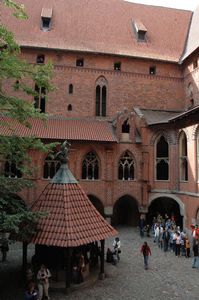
left=118, top=151, right=134, bottom=180
left=43, top=154, right=61, bottom=179
left=156, top=136, right=169, bottom=180
left=4, top=160, right=22, bottom=178
left=82, top=152, right=99, bottom=180
left=69, top=84, right=73, bottom=94
left=67, top=104, right=72, bottom=111
left=95, top=77, right=107, bottom=117
left=122, top=119, right=130, bottom=133
left=196, top=128, right=199, bottom=181
left=179, top=131, right=188, bottom=181
left=34, top=84, right=46, bottom=113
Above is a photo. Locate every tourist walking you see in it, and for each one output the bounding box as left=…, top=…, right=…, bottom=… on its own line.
left=37, top=264, right=51, bottom=300
left=140, top=241, right=151, bottom=270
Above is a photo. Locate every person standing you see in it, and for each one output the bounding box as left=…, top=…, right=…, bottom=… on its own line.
left=113, top=237, right=121, bottom=262
left=1, top=239, right=9, bottom=262
left=192, top=240, right=199, bottom=268
left=141, top=241, right=151, bottom=270
left=37, top=264, right=51, bottom=300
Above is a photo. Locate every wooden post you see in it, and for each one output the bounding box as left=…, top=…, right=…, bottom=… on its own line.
left=65, top=247, right=72, bottom=293
left=99, top=239, right=105, bottom=280
left=22, top=242, right=28, bottom=272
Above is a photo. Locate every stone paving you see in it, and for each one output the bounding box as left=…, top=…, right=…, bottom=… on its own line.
left=0, top=227, right=199, bottom=300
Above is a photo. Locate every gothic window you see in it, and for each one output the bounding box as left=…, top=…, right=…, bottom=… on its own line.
left=122, top=119, right=130, bottom=133
left=82, top=152, right=99, bottom=180
left=43, top=154, right=61, bottom=179
left=118, top=151, right=134, bottom=180
left=34, top=84, right=46, bottom=113
left=179, top=131, right=188, bottom=181
left=4, top=160, right=22, bottom=178
left=69, top=84, right=73, bottom=94
left=156, top=136, right=169, bottom=180
left=95, top=77, right=107, bottom=117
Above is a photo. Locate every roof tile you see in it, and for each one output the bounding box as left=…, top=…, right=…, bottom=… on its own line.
left=31, top=182, right=117, bottom=247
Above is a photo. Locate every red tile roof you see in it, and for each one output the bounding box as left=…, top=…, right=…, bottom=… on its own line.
left=31, top=182, right=117, bottom=247
left=0, top=116, right=117, bottom=142
left=1, top=0, right=192, bottom=62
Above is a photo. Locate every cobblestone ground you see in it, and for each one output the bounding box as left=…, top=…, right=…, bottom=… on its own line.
left=0, top=227, right=199, bottom=300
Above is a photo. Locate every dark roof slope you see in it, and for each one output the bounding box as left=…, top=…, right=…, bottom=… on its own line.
left=134, top=107, right=183, bottom=125
left=1, top=0, right=192, bottom=62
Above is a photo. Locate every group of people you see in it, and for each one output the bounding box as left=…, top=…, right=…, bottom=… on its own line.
left=25, top=264, right=51, bottom=300
left=106, top=237, right=121, bottom=265
left=139, top=213, right=199, bottom=270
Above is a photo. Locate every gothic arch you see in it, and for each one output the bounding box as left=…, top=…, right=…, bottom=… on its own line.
left=112, top=195, right=139, bottom=226
left=95, top=75, right=108, bottom=86
left=192, top=125, right=199, bottom=140
left=176, top=128, right=190, bottom=144
left=148, top=193, right=185, bottom=228
left=150, top=130, right=175, bottom=145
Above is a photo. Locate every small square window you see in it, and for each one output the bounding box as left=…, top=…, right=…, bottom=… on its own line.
left=76, top=59, right=84, bottom=67
left=114, top=62, right=121, bottom=71
left=149, top=66, right=156, bottom=75
left=193, top=60, right=198, bottom=69
left=37, top=54, right=45, bottom=64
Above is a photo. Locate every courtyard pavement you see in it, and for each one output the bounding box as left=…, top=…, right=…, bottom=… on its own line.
left=0, top=226, right=199, bottom=300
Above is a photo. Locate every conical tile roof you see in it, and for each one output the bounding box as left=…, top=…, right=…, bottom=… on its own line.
left=31, top=167, right=117, bottom=247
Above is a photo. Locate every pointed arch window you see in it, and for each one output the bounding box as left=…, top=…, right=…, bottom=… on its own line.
left=179, top=131, right=188, bottom=181
left=122, top=119, right=130, bottom=133
left=156, top=136, right=169, bottom=180
left=118, top=151, right=134, bottom=180
left=95, top=77, right=107, bottom=117
left=82, top=152, right=99, bottom=180
left=196, top=128, right=199, bottom=181
left=43, top=154, right=61, bottom=179
left=69, top=84, right=73, bottom=94
left=4, top=159, right=22, bottom=178
left=34, top=84, right=46, bottom=113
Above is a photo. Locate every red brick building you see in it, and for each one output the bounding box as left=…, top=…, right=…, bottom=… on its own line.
left=1, top=0, right=199, bottom=230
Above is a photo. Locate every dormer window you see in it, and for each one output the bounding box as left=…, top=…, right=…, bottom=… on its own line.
left=122, top=119, right=130, bottom=133
left=133, top=20, right=147, bottom=42
left=76, top=58, right=84, bottom=67
left=41, top=8, right=52, bottom=31
left=114, top=62, right=121, bottom=71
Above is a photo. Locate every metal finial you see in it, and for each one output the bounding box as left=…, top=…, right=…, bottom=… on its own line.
left=56, top=140, right=71, bottom=164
